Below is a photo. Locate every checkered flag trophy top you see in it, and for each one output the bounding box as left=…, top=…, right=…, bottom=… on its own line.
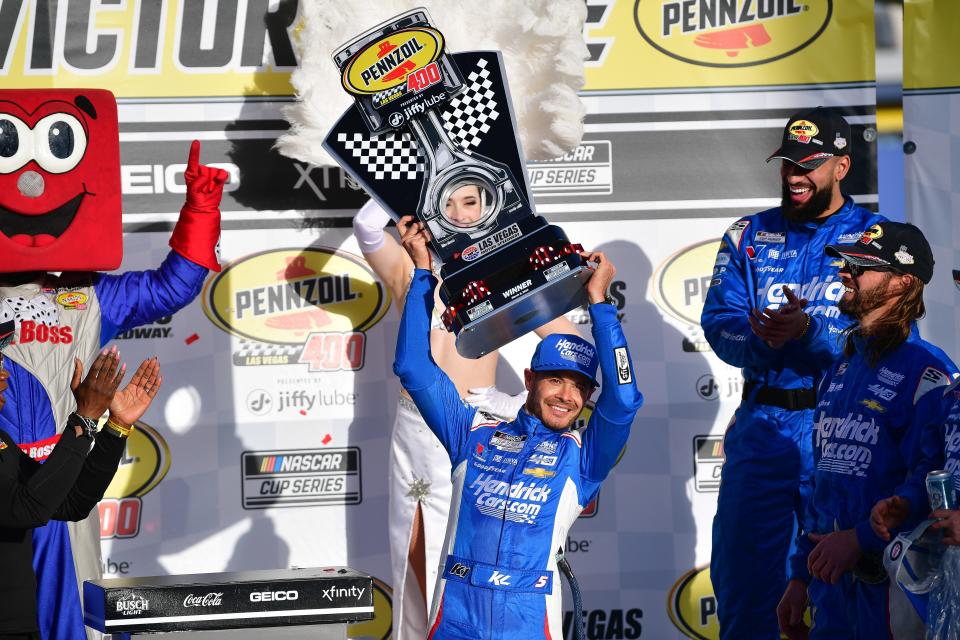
left=324, top=9, right=590, bottom=358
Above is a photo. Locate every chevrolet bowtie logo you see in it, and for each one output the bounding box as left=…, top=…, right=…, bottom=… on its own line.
left=860, top=398, right=886, bottom=413
left=522, top=467, right=556, bottom=479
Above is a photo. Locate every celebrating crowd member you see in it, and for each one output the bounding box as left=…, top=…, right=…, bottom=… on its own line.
left=777, top=222, right=955, bottom=639
left=701, top=106, right=886, bottom=638
left=0, top=349, right=162, bottom=640
left=391, top=215, right=641, bottom=640
left=0, top=109, right=227, bottom=637
left=352, top=199, right=579, bottom=639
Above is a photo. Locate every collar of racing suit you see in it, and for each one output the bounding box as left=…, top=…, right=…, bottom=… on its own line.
left=515, top=406, right=573, bottom=437
left=786, top=195, right=856, bottom=232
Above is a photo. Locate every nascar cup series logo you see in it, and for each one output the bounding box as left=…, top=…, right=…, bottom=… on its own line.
left=99, top=423, right=170, bottom=539
left=634, top=0, right=832, bottom=67
left=203, top=248, right=389, bottom=371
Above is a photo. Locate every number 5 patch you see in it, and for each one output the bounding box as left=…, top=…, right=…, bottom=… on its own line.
left=614, top=347, right=632, bottom=385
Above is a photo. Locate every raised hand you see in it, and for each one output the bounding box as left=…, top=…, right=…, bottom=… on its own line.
left=580, top=251, right=616, bottom=304
left=71, top=347, right=125, bottom=420
left=184, top=140, right=229, bottom=212
left=397, top=215, right=433, bottom=271
left=109, top=357, right=162, bottom=427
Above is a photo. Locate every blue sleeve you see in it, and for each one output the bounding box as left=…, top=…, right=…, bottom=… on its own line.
left=94, top=250, right=208, bottom=345
left=393, top=269, right=476, bottom=464
left=783, top=312, right=852, bottom=371
left=856, top=368, right=954, bottom=553
left=580, top=303, right=643, bottom=492
left=788, top=473, right=819, bottom=583
left=894, top=387, right=956, bottom=523
left=701, top=225, right=780, bottom=369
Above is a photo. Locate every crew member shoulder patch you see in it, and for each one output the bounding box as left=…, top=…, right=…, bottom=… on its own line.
left=725, top=220, right=751, bottom=251
left=914, top=366, right=951, bottom=405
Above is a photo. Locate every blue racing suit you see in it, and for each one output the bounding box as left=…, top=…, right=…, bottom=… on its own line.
left=393, top=269, right=642, bottom=640
left=702, top=197, right=885, bottom=639
left=0, top=251, right=207, bottom=639
left=789, top=330, right=956, bottom=639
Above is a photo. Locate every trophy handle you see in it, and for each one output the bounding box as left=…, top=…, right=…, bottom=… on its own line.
left=407, top=111, right=461, bottom=173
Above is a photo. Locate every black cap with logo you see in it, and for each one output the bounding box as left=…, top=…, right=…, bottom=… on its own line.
left=825, top=221, right=934, bottom=284
left=766, top=106, right=852, bottom=170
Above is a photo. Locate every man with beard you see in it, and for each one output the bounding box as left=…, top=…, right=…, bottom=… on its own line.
left=702, top=107, right=887, bottom=639
left=392, top=216, right=642, bottom=640
left=776, top=222, right=955, bottom=639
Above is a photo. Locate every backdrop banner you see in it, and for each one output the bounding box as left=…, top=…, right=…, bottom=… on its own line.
left=0, top=1, right=877, bottom=638
left=903, top=0, right=960, bottom=360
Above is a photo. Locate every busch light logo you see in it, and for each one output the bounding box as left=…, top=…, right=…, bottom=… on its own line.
left=758, top=275, right=844, bottom=317
left=555, top=338, right=595, bottom=367
left=814, top=412, right=880, bottom=478
left=115, top=593, right=150, bottom=616
left=470, top=473, right=551, bottom=525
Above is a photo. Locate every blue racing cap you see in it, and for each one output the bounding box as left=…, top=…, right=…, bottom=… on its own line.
left=530, top=333, right=599, bottom=386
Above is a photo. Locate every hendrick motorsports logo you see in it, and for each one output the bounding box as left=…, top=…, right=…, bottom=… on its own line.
left=203, top=248, right=389, bottom=372
left=635, top=0, right=832, bottom=68
left=99, top=422, right=170, bottom=539
left=241, top=447, right=362, bottom=509
left=652, top=239, right=722, bottom=352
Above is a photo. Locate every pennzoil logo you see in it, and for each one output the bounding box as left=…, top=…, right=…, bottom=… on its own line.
left=668, top=566, right=719, bottom=639
left=653, top=239, right=723, bottom=326
left=203, top=248, right=389, bottom=371
left=788, top=119, right=819, bottom=143
left=635, top=0, right=832, bottom=68
left=343, top=28, right=445, bottom=96
left=99, top=422, right=170, bottom=540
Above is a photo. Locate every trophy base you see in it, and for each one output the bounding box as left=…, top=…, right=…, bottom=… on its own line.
left=453, top=265, right=591, bottom=359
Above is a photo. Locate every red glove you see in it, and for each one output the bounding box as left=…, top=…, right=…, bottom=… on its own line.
left=169, top=140, right=229, bottom=271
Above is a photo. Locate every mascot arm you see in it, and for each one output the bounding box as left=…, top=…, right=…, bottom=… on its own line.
left=94, top=252, right=206, bottom=345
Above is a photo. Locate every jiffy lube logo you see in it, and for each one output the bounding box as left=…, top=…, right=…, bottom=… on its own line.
left=556, top=338, right=595, bottom=367
left=814, top=412, right=879, bottom=478
left=470, top=473, right=551, bottom=525
left=99, top=422, right=170, bottom=539
left=653, top=239, right=722, bottom=325
left=758, top=275, right=844, bottom=316
left=634, top=0, right=832, bottom=67
left=342, top=28, right=445, bottom=95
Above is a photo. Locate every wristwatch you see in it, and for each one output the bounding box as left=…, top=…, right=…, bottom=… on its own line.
left=68, top=412, right=98, bottom=440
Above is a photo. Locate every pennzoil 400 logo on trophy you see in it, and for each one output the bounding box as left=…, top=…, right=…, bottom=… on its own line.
left=326, top=8, right=591, bottom=359
left=203, top=248, right=389, bottom=371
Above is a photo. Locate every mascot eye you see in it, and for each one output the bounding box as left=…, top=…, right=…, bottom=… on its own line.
left=33, top=112, right=87, bottom=174
left=0, top=115, right=32, bottom=174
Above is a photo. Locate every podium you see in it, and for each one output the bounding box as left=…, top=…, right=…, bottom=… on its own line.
left=83, top=567, right=374, bottom=639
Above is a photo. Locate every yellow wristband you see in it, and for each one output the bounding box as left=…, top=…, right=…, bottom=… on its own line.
left=105, top=417, right=134, bottom=438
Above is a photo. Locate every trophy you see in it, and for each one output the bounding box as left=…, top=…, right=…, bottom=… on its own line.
left=324, top=8, right=590, bottom=358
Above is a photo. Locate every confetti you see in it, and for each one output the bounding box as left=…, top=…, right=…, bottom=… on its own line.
left=185, top=333, right=199, bottom=345
left=299, top=409, right=307, bottom=416
left=322, top=434, right=332, bottom=445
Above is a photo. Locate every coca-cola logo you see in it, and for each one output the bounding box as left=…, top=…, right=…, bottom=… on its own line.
left=183, top=592, right=224, bottom=608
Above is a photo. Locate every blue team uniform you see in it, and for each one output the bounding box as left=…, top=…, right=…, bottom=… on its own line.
left=701, top=197, right=885, bottom=638
left=0, top=251, right=206, bottom=639
left=393, top=269, right=642, bottom=640
left=789, top=330, right=956, bottom=638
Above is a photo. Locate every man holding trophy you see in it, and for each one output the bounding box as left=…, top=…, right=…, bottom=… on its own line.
left=323, top=8, right=642, bottom=639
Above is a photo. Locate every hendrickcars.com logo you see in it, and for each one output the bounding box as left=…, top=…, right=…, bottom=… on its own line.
left=99, top=422, right=170, bottom=539
left=634, top=0, right=832, bottom=67
left=203, top=248, right=389, bottom=372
